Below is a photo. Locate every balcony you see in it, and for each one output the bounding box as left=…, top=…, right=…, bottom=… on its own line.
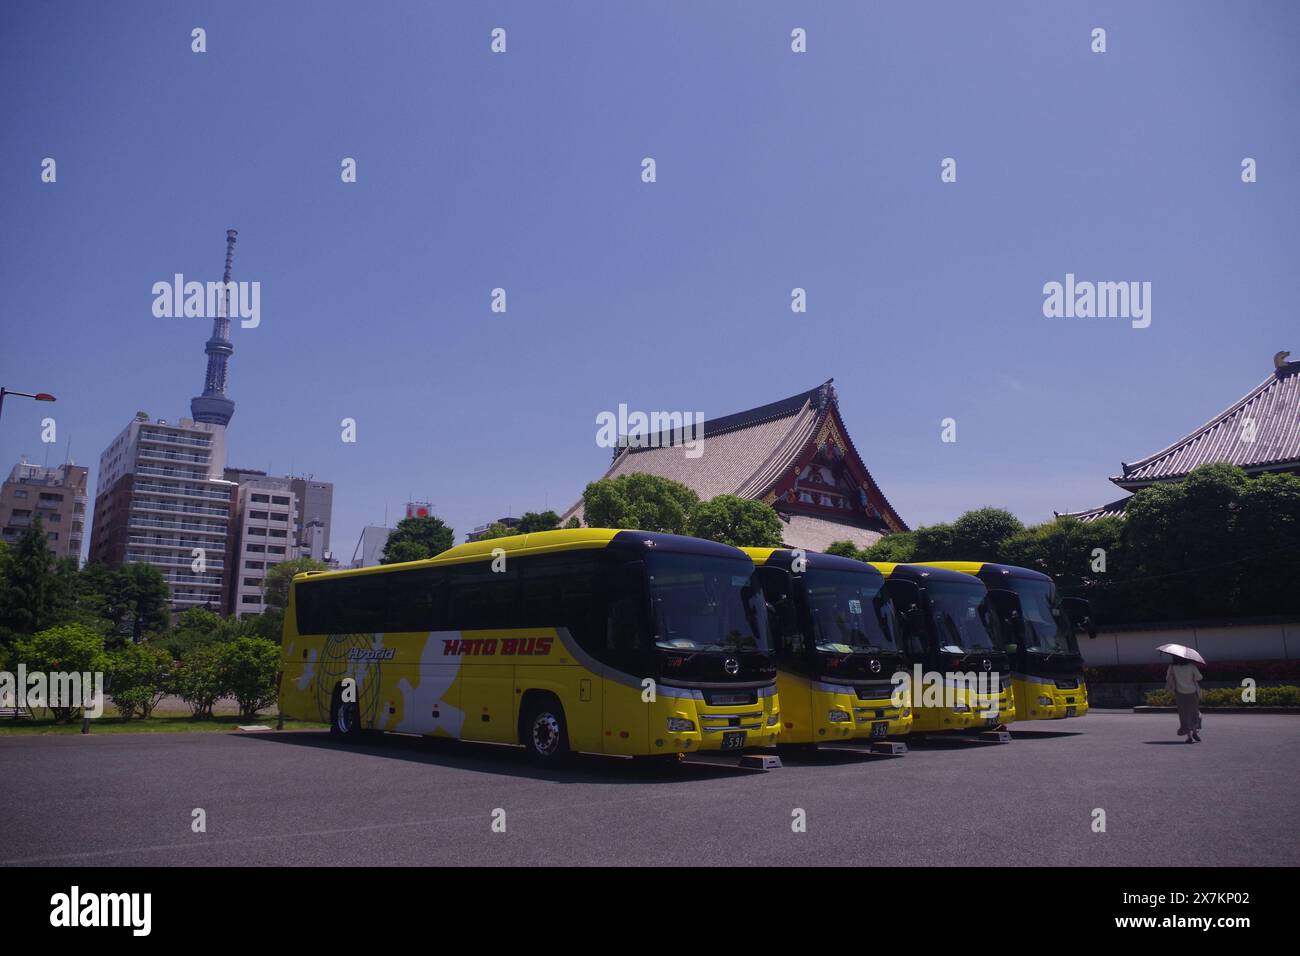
left=137, top=448, right=210, bottom=467
left=133, top=482, right=231, bottom=502
left=131, top=499, right=230, bottom=519
left=139, top=430, right=212, bottom=449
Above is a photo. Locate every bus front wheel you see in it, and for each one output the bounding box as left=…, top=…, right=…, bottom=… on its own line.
left=520, top=696, right=570, bottom=765
left=329, top=685, right=362, bottom=741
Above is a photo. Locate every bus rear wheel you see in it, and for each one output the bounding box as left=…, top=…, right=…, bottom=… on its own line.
left=330, top=685, right=362, bottom=741
left=521, top=696, right=570, bottom=765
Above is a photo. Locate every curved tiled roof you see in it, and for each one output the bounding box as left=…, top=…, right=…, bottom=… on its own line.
left=1113, top=358, right=1300, bottom=489
left=1056, top=496, right=1131, bottom=523
left=561, top=380, right=908, bottom=539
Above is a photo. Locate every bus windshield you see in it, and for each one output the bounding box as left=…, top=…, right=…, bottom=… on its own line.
left=803, top=569, right=899, bottom=654
left=925, top=580, right=1000, bottom=654
left=647, top=552, right=771, bottom=654
left=1012, top=579, right=1080, bottom=655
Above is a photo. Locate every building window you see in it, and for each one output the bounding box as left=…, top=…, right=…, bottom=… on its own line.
left=241, top=595, right=262, bottom=605
left=13, top=490, right=26, bottom=498
left=247, top=544, right=265, bottom=553
left=269, top=529, right=286, bottom=538
left=245, top=561, right=264, bottom=570
left=249, top=527, right=266, bottom=536
left=267, top=546, right=286, bottom=555
left=272, top=496, right=290, bottom=505
left=250, top=510, right=268, bottom=520
left=251, top=494, right=269, bottom=503
left=243, top=577, right=262, bottom=587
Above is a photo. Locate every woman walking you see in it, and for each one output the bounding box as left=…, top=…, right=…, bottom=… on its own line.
left=1159, top=644, right=1205, bottom=743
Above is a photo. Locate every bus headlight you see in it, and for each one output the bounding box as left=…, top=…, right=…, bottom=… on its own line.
left=1037, top=696, right=1053, bottom=706
left=828, top=709, right=851, bottom=724
left=767, top=713, right=780, bottom=726
left=901, top=706, right=911, bottom=718
left=666, top=717, right=695, bottom=733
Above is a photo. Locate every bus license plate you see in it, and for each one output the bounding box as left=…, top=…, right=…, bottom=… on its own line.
left=1066, top=706, right=1077, bottom=717
left=721, top=731, right=746, bottom=750
left=871, top=721, right=888, bottom=738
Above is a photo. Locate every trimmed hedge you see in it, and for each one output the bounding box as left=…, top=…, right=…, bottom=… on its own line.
left=1143, top=686, right=1300, bottom=707
left=1087, top=660, right=1300, bottom=685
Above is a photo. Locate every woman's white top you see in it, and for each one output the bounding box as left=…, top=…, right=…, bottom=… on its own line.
left=1166, top=665, right=1203, bottom=694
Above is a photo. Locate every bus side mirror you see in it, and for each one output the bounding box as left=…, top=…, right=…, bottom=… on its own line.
left=1061, top=597, right=1096, bottom=639
left=986, top=588, right=1025, bottom=643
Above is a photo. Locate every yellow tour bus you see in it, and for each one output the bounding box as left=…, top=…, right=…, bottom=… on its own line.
left=743, top=547, right=912, bottom=748
left=278, top=528, right=781, bottom=764
left=869, top=563, right=1017, bottom=734
left=922, top=563, right=1095, bottom=721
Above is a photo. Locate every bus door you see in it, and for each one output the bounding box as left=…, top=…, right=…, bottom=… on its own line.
left=447, top=563, right=519, bottom=744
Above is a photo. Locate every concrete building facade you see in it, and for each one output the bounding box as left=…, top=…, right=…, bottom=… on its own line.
left=89, top=416, right=235, bottom=610
left=0, top=461, right=90, bottom=561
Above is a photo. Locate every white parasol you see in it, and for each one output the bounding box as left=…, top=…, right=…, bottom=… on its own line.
left=1156, top=643, right=1206, bottom=665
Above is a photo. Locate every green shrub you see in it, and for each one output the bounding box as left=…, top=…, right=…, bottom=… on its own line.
left=10, top=624, right=111, bottom=721
left=109, top=643, right=172, bottom=719
left=218, top=637, right=280, bottom=718
left=1144, top=684, right=1300, bottom=707
left=171, top=644, right=225, bottom=718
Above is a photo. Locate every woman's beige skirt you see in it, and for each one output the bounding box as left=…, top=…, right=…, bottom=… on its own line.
left=1175, top=691, right=1202, bottom=735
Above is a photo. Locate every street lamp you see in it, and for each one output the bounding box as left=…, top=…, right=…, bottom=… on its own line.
left=0, top=387, right=57, bottom=420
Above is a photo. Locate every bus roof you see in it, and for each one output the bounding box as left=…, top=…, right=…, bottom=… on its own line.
left=922, top=561, right=1052, bottom=583
left=742, top=547, right=886, bottom=578
left=868, top=561, right=985, bottom=586
left=293, top=528, right=752, bottom=584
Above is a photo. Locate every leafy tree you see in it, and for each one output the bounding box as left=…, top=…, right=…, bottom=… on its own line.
left=949, top=508, right=1025, bottom=562
left=10, top=623, right=110, bottom=721
left=824, top=540, right=863, bottom=559
left=476, top=522, right=519, bottom=540
left=76, top=562, right=171, bottom=647
left=262, top=557, right=327, bottom=613
left=171, top=644, right=225, bottom=718
left=156, top=607, right=245, bottom=658
left=0, top=514, right=54, bottom=645
left=244, top=609, right=285, bottom=644
left=688, top=495, right=784, bottom=548
left=381, top=515, right=454, bottom=564
left=863, top=531, right=918, bottom=563
left=218, top=636, right=280, bottom=718
left=564, top=516, right=581, bottom=529
left=109, top=643, right=172, bottom=719
left=516, top=510, right=562, bottom=534
left=581, top=473, right=699, bottom=535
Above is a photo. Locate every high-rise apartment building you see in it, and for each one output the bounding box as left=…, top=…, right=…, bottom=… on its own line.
left=0, top=461, right=90, bottom=561
left=88, top=231, right=241, bottom=612
left=227, top=474, right=297, bottom=617
left=89, top=416, right=236, bottom=610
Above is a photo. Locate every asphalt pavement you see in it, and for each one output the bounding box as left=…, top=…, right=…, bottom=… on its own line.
left=2, top=710, right=1295, bottom=866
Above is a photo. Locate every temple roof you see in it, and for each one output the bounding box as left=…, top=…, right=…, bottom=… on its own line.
left=1056, top=495, right=1131, bottom=523
left=563, top=380, right=908, bottom=545
left=1112, top=353, right=1300, bottom=490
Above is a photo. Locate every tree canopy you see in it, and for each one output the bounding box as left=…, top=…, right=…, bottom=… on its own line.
left=381, top=514, right=455, bottom=564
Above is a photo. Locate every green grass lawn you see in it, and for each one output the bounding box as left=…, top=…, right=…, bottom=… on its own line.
left=0, top=712, right=327, bottom=735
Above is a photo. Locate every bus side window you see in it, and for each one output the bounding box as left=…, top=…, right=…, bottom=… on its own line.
left=445, top=562, right=518, bottom=630
left=755, top=566, right=801, bottom=656
left=520, top=555, right=600, bottom=653
left=604, top=560, right=648, bottom=665
left=385, top=568, right=444, bottom=632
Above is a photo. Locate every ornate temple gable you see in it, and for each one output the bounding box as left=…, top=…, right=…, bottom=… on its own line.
left=563, top=378, right=909, bottom=537
left=761, top=401, right=907, bottom=535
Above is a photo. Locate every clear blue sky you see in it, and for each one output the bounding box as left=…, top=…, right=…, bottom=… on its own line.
left=2, top=1, right=1297, bottom=559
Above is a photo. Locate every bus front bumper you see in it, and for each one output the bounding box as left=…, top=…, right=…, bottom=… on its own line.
left=655, top=691, right=781, bottom=753
left=1016, top=676, right=1088, bottom=720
